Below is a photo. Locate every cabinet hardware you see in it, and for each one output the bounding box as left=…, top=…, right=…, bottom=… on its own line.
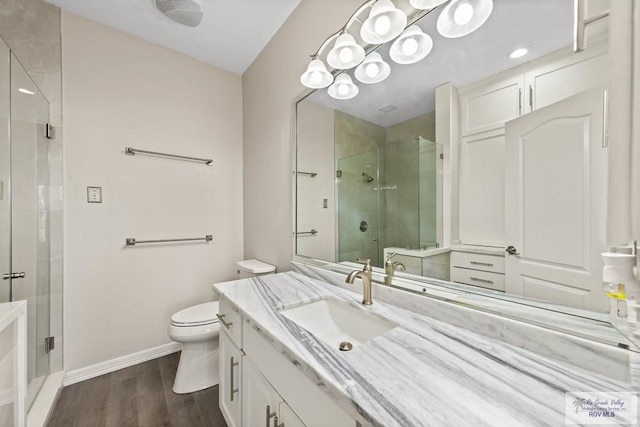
left=470, top=277, right=494, bottom=285
left=602, top=90, right=609, bottom=148
left=266, top=405, right=277, bottom=427
left=217, top=313, right=233, bottom=329
left=2, top=272, right=25, bottom=280
left=230, top=356, right=239, bottom=402
left=273, top=415, right=284, bottom=427
left=505, top=245, right=521, bottom=256
left=470, top=261, right=493, bottom=267
left=518, top=88, right=522, bottom=115
left=528, top=85, right=533, bottom=111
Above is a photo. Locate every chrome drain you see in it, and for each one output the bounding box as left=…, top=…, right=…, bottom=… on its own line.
left=339, top=341, right=353, bottom=352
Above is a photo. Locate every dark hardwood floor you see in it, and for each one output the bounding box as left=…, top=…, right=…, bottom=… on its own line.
left=48, top=352, right=228, bottom=427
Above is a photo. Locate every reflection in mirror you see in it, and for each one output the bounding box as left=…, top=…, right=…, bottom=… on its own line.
left=294, top=0, right=640, bottom=347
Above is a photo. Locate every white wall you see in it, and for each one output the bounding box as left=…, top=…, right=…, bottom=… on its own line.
left=242, top=0, right=363, bottom=272
left=295, top=100, right=335, bottom=261
left=62, top=13, right=243, bottom=371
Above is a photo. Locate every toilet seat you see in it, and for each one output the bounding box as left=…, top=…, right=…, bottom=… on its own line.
left=170, top=301, right=219, bottom=327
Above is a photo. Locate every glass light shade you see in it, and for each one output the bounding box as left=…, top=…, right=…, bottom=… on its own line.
left=300, top=59, right=334, bottom=89
left=437, top=0, right=493, bottom=39
left=360, top=0, right=408, bottom=44
left=389, top=25, right=433, bottom=65
left=355, top=52, right=391, bottom=84
left=408, top=0, right=448, bottom=10
left=328, top=74, right=359, bottom=100
left=327, top=33, right=366, bottom=70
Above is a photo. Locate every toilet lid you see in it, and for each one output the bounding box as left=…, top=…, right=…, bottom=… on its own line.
left=171, top=301, right=219, bottom=326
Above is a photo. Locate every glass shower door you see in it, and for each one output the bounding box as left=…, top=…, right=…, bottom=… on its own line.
left=10, top=53, right=50, bottom=408
left=337, top=149, right=380, bottom=266
left=0, top=39, right=9, bottom=304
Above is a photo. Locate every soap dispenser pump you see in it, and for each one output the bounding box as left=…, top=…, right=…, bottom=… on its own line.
left=602, top=247, right=640, bottom=335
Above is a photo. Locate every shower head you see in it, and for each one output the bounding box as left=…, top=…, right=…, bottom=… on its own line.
left=362, top=172, right=374, bottom=183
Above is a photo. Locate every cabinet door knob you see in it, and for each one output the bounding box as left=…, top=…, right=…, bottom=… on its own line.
left=505, top=245, right=520, bottom=256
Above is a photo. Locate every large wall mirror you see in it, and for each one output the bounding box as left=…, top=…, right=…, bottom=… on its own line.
left=294, top=0, right=638, bottom=348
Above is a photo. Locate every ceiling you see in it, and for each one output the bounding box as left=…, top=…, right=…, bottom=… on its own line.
left=44, top=0, right=301, bottom=75
left=305, top=0, right=575, bottom=127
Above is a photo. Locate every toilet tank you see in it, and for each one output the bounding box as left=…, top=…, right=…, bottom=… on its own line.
left=236, top=259, right=276, bottom=279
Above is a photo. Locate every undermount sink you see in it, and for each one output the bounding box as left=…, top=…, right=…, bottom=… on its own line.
left=279, top=297, right=397, bottom=350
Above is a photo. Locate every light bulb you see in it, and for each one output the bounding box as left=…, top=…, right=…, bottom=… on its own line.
left=402, top=38, right=419, bottom=56
left=338, top=83, right=350, bottom=96
left=365, top=63, right=380, bottom=78
left=453, top=2, right=474, bottom=25
left=339, top=48, right=354, bottom=64
left=509, top=47, right=529, bottom=59
left=374, top=15, right=391, bottom=35
left=311, top=71, right=323, bottom=84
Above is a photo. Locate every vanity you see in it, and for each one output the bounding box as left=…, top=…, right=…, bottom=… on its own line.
left=214, top=272, right=636, bottom=427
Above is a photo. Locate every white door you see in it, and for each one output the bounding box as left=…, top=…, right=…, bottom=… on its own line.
left=504, top=88, right=608, bottom=312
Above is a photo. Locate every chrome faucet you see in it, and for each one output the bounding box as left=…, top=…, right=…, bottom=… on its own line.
left=346, top=259, right=373, bottom=305
left=384, top=252, right=405, bottom=286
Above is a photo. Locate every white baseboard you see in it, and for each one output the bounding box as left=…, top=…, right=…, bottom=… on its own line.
left=63, top=342, right=182, bottom=387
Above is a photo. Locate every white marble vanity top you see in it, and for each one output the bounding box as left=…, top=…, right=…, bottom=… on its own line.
left=213, top=272, right=632, bottom=427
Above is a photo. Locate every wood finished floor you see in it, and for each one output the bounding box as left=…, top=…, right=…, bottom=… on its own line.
left=48, top=352, right=227, bottom=427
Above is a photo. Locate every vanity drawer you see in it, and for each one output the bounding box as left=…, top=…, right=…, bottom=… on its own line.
left=218, top=300, right=242, bottom=347
left=451, top=267, right=505, bottom=292
left=451, top=251, right=504, bottom=274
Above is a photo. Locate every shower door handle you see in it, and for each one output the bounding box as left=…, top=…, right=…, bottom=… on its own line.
left=3, top=272, right=25, bottom=280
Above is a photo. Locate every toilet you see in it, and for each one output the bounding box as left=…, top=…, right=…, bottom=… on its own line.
left=237, top=259, right=276, bottom=278
left=168, top=259, right=275, bottom=394
left=168, top=301, right=221, bottom=394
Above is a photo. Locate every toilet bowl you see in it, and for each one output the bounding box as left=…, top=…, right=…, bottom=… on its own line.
left=168, top=301, right=220, bottom=394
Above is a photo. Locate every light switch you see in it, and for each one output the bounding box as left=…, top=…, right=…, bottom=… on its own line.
left=87, top=186, right=102, bottom=203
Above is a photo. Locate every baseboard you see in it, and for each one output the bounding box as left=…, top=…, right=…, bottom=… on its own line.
left=63, top=342, right=182, bottom=387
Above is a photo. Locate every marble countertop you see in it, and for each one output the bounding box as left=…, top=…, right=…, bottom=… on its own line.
left=213, top=272, right=632, bottom=427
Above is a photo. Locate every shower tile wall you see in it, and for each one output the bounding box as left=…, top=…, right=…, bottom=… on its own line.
left=335, top=111, right=436, bottom=265
left=0, top=0, right=63, bottom=373
left=385, top=113, right=436, bottom=250
left=335, top=111, right=385, bottom=264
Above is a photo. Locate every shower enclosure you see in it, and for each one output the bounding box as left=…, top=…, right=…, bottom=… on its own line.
left=0, top=37, right=56, bottom=410
left=337, top=137, right=443, bottom=267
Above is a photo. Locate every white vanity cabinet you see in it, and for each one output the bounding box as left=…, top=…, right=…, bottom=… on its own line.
left=450, top=251, right=505, bottom=292
left=242, top=359, right=305, bottom=427
left=218, top=299, right=356, bottom=427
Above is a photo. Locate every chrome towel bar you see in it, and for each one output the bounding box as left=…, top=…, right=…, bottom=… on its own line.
left=126, top=235, right=213, bottom=246
left=125, top=147, right=213, bottom=165
left=296, top=171, right=317, bottom=177
left=295, top=229, right=318, bottom=236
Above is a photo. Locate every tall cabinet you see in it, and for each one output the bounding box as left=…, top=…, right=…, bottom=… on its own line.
left=453, top=44, right=609, bottom=310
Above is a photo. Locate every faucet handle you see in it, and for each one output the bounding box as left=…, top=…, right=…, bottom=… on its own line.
left=356, top=258, right=372, bottom=271
left=386, top=251, right=398, bottom=262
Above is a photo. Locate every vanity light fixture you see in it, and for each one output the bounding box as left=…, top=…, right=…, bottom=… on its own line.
left=355, top=52, right=391, bottom=84
left=390, top=25, right=433, bottom=65
left=437, top=0, right=494, bottom=39
left=409, top=0, right=449, bottom=10
left=360, top=0, right=408, bottom=44
left=328, top=74, right=359, bottom=100
left=327, top=33, right=366, bottom=70
left=300, top=58, right=334, bottom=89
left=509, top=47, right=530, bottom=59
